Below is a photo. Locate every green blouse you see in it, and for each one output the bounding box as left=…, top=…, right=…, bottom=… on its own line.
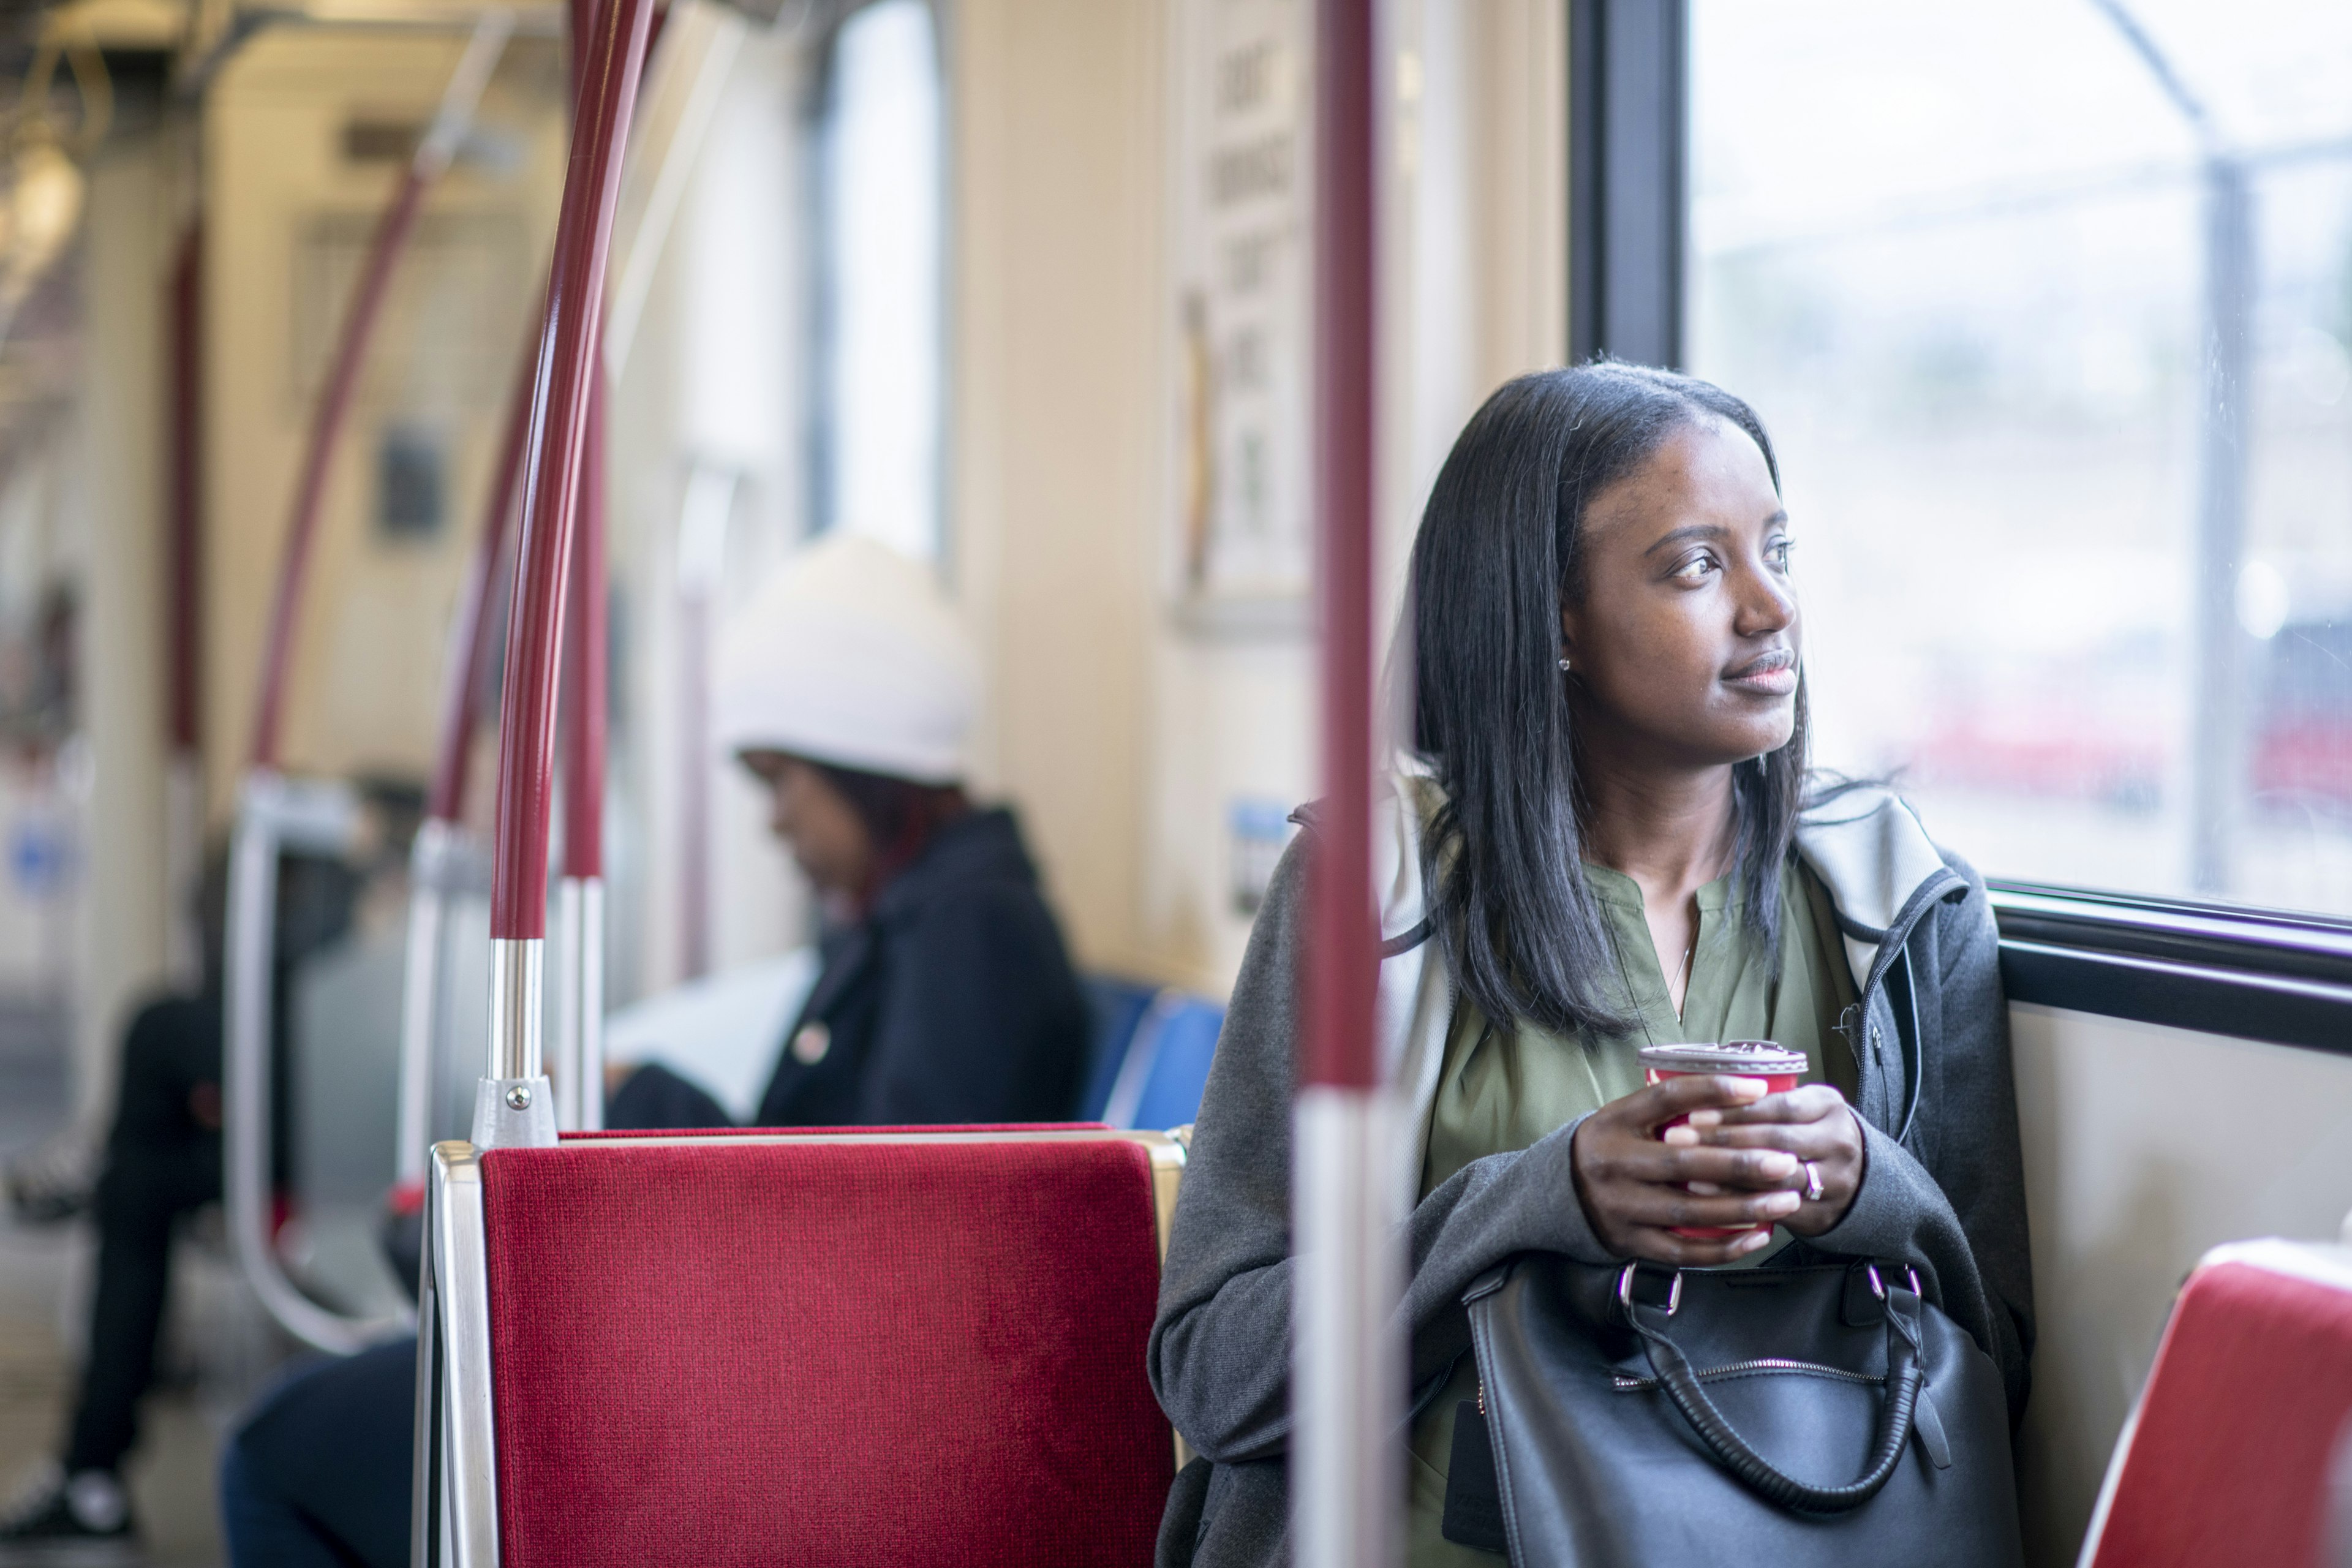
left=1404, top=859, right=1860, bottom=1567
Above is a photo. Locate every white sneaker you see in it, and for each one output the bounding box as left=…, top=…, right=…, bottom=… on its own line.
left=0, top=1463, right=141, bottom=1564
left=4, top=1133, right=101, bottom=1226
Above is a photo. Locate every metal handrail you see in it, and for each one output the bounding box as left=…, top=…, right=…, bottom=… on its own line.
left=406, top=9, right=745, bottom=1152
left=245, top=14, right=511, bottom=770
left=552, top=370, right=607, bottom=1133
left=224, top=16, right=510, bottom=1354
left=395, top=334, right=533, bottom=1186
left=475, top=0, right=655, bottom=1149
left=224, top=772, right=412, bottom=1352
left=396, top=818, right=494, bottom=1186
left=548, top=0, right=607, bottom=1137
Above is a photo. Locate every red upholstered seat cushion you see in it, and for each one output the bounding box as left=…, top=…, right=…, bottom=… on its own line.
left=2087, top=1257, right=2352, bottom=1567
left=480, top=1134, right=1172, bottom=1567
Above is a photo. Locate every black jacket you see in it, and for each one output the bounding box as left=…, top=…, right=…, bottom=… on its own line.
left=615, top=807, right=1087, bottom=1129
left=751, top=805, right=1088, bottom=1125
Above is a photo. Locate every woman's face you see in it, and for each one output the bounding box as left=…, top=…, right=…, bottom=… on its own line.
left=739, top=750, right=875, bottom=901
left=1559, top=419, right=1800, bottom=771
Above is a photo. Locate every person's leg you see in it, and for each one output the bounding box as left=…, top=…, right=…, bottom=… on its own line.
left=3, top=1000, right=218, bottom=1557
left=61, top=1001, right=222, bottom=1477
left=218, top=1442, right=350, bottom=1568
left=221, top=1341, right=417, bottom=1568
left=606, top=1061, right=734, bottom=1130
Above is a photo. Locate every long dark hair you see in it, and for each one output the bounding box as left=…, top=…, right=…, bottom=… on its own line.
left=1407, top=361, right=1809, bottom=1036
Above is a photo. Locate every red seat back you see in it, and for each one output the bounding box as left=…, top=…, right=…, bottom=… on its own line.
left=2085, top=1243, right=2352, bottom=1567
left=478, top=1133, right=1172, bottom=1567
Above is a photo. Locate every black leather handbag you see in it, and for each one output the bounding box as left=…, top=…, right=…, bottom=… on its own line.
left=1453, top=1252, right=2024, bottom=1566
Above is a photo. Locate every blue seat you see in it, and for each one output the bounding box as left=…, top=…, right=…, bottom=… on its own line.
left=1101, top=992, right=1224, bottom=1132
left=1077, top=974, right=1159, bottom=1121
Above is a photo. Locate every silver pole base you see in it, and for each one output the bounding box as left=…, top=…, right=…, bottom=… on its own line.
left=470, top=1076, right=557, bottom=1150
left=1292, top=1085, right=1402, bottom=1568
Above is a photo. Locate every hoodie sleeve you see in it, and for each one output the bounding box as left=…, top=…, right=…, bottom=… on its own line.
left=1807, top=854, right=2035, bottom=1424
left=1147, top=834, right=1618, bottom=1464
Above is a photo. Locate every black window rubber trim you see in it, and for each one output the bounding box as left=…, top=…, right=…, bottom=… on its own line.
left=1989, top=881, right=2352, bottom=1057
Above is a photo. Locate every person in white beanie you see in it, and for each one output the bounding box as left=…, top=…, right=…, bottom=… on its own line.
left=209, top=537, right=1093, bottom=1568
left=606, top=532, right=1091, bottom=1129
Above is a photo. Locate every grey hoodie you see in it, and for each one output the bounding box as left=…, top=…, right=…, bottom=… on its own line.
left=1146, top=773, right=2034, bottom=1567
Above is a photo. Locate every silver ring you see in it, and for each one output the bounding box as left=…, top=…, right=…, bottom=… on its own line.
left=1802, top=1161, right=1825, bottom=1202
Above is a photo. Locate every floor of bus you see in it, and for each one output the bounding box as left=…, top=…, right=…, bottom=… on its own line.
left=0, top=1005, right=232, bottom=1567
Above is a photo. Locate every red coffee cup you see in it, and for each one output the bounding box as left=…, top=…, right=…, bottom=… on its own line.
left=1637, top=1040, right=1807, bottom=1240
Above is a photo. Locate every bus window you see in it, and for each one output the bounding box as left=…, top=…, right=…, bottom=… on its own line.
left=1686, top=0, right=2352, bottom=918
left=812, top=0, right=944, bottom=562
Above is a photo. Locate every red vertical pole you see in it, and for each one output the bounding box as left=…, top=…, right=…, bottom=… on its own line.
left=247, top=165, right=432, bottom=769
left=1294, top=1, right=1395, bottom=1566
left=244, top=19, right=509, bottom=771
left=231, top=21, right=511, bottom=1346
left=165, top=225, right=203, bottom=762
left=552, top=0, right=612, bottom=1133
left=556, top=371, right=609, bottom=1129
left=428, top=342, right=537, bottom=827
left=559, top=381, right=606, bottom=886
left=1305, top=4, right=1378, bottom=1091
left=164, top=223, right=205, bottom=986
left=398, top=331, right=533, bottom=1181
left=559, top=0, right=609, bottom=892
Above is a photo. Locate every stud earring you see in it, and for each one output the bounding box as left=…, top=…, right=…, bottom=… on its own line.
left=1558, top=657, right=1572, bottom=673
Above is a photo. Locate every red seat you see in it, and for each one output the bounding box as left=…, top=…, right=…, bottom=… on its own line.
left=417, top=1127, right=1185, bottom=1568
left=2081, top=1239, right=2352, bottom=1567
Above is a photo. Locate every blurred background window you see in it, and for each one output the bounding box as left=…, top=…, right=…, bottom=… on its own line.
left=813, top=0, right=944, bottom=562
left=1689, top=0, right=2352, bottom=918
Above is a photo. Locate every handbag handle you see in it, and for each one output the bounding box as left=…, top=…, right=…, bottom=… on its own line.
left=1623, top=1264, right=1925, bottom=1513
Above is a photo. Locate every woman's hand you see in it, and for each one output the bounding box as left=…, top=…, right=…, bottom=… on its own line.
left=1569, top=1075, right=1807, bottom=1265
left=1667, top=1083, right=1866, bottom=1237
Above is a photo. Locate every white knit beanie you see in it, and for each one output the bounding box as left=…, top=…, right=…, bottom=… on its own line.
left=710, top=534, right=979, bottom=785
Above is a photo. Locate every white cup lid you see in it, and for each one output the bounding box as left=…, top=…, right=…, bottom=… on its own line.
left=1637, top=1039, right=1808, bottom=1076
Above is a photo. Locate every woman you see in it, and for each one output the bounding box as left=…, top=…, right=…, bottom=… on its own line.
left=217, top=535, right=1091, bottom=1568
left=0, top=840, right=361, bottom=1562
left=1147, top=363, right=2033, bottom=1566
left=611, top=531, right=1090, bottom=1129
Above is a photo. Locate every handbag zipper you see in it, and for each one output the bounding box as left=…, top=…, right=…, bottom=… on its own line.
left=1610, top=1357, right=1884, bottom=1392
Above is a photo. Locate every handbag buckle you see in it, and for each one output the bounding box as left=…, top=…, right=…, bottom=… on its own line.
left=1616, top=1261, right=1682, bottom=1320
left=1863, top=1262, right=1922, bottom=1301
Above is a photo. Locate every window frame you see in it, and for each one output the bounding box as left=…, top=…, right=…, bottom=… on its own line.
left=1577, top=0, right=2352, bottom=1051
left=802, top=0, right=949, bottom=560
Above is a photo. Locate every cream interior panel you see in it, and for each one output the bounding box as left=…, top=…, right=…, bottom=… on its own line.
left=2010, top=1001, right=2352, bottom=1564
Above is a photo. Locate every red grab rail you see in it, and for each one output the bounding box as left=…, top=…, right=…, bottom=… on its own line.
left=244, top=25, right=509, bottom=770
left=559, top=374, right=608, bottom=880
left=558, top=0, right=610, bottom=886
left=488, top=0, right=652, bottom=940
left=428, top=337, right=537, bottom=825
left=167, top=223, right=202, bottom=760
left=247, top=164, right=432, bottom=770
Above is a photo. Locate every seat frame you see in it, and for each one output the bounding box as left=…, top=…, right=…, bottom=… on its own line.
left=411, top=1126, right=1189, bottom=1568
